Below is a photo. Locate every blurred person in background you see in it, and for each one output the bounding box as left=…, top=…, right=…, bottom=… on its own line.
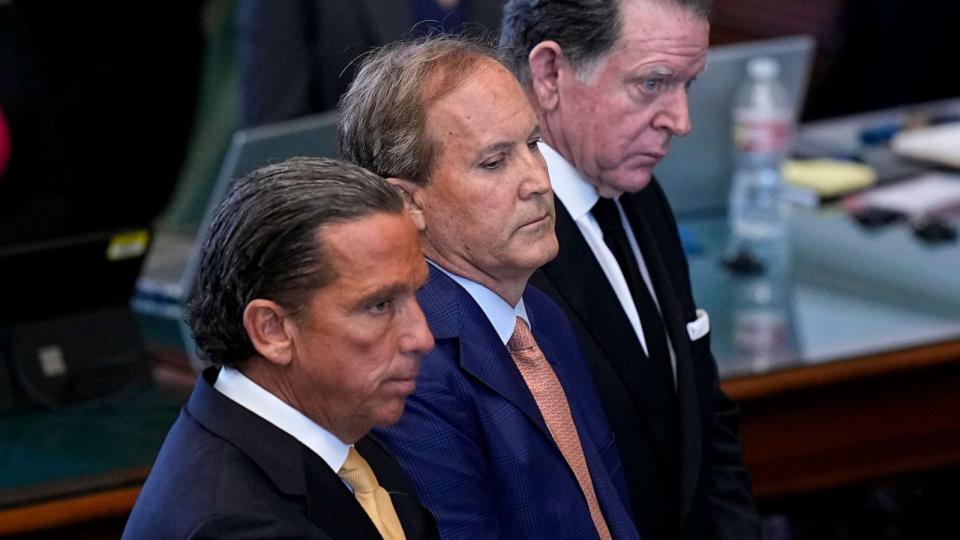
left=236, top=0, right=503, bottom=127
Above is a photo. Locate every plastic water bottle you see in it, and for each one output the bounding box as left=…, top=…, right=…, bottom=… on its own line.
left=725, top=57, right=797, bottom=370
left=725, top=56, right=793, bottom=268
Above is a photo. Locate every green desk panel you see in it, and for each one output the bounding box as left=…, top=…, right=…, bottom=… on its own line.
left=0, top=383, right=185, bottom=501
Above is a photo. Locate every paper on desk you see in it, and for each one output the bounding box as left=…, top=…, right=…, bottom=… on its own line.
left=891, top=122, right=960, bottom=168
left=845, top=173, right=960, bottom=218
left=783, top=159, right=876, bottom=198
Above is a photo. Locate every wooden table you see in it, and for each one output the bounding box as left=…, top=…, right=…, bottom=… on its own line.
left=0, top=469, right=147, bottom=536
left=682, top=197, right=960, bottom=502
left=724, top=339, right=960, bottom=500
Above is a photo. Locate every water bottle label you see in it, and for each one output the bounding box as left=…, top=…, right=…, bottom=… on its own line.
left=734, top=117, right=791, bottom=154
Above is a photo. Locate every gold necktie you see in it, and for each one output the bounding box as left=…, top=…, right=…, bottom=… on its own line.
left=338, top=447, right=407, bottom=540
left=507, top=317, right=613, bottom=540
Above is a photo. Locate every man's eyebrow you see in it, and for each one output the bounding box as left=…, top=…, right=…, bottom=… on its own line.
left=478, top=140, right=514, bottom=157
left=475, top=124, right=542, bottom=160
left=353, top=284, right=408, bottom=309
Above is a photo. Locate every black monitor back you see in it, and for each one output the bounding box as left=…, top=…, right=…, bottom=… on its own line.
left=0, top=229, right=151, bottom=411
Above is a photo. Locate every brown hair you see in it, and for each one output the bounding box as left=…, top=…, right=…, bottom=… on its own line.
left=338, top=36, right=504, bottom=185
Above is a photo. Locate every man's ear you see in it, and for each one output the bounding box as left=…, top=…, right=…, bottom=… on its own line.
left=242, top=299, right=295, bottom=366
left=528, top=40, right=565, bottom=112
left=387, top=177, right=426, bottom=231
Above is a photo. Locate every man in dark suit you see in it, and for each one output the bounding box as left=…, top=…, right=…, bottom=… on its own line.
left=500, top=1, right=761, bottom=539
left=236, top=0, right=504, bottom=128
left=339, top=38, right=639, bottom=539
left=123, top=158, right=438, bottom=540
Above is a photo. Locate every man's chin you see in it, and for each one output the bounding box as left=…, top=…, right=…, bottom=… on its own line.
left=526, top=232, right=559, bottom=268
left=375, top=404, right=407, bottom=429
left=598, top=168, right=654, bottom=196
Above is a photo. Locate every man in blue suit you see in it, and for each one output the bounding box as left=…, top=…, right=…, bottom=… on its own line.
left=339, top=37, right=639, bottom=539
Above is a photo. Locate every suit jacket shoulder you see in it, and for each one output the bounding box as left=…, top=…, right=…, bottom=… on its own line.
left=123, top=368, right=437, bottom=540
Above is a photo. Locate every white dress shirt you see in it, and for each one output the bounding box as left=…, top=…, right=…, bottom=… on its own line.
left=541, top=142, right=677, bottom=380
left=432, top=261, right=530, bottom=345
left=214, top=366, right=351, bottom=474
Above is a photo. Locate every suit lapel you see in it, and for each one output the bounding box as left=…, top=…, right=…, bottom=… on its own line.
left=188, top=369, right=308, bottom=497
left=357, top=437, right=437, bottom=539
left=189, top=369, right=382, bottom=538
left=622, top=190, right=703, bottom=519
left=304, top=436, right=436, bottom=540
left=419, top=266, right=551, bottom=440
left=542, top=200, right=680, bottom=460
left=303, top=446, right=383, bottom=540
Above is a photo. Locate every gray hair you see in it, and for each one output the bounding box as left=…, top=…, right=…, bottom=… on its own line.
left=186, top=157, right=403, bottom=368
left=338, top=36, right=504, bottom=186
left=499, top=0, right=713, bottom=85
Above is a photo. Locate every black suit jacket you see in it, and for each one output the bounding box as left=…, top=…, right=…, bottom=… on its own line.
left=123, top=368, right=438, bottom=540
left=530, top=178, right=760, bottom=540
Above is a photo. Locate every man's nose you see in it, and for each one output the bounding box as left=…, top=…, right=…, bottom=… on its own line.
left=655, top=88, right=693, bottom=137
left=518, top=147, right=552, bottom=199
left=401, top=297, right=435, bottom=356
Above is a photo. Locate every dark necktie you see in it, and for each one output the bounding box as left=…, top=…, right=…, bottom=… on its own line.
left=591, top=198, right=679, bottom=443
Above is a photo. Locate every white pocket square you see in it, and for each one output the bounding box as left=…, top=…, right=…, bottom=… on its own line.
left=686, top=309, right=710, bottom=341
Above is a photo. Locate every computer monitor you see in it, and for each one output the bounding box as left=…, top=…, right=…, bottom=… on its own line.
left=137, top=110, right=342, bottom=305
left=655, top=35, right=816, bottom=217
left=0, top=230, right=151, bottom=410
left=134, top=110, right=341, bottom=371
left=180, top=110, right=342, bottom=303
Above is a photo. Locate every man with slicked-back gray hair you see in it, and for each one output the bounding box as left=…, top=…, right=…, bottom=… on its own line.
left=500, top=1, right=761, bottom=539
left=341, top=36, right=640, bottom=540
left=124, top=157, right=439, bottom=540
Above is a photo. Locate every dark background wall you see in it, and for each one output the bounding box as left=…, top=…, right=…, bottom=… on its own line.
left=710, top=0, right=960, bottom=120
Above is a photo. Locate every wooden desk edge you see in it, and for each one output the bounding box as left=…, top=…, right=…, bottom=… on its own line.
left=0, top=485, right=141, bottom=535
left=722, top=339, right=960, bottom=401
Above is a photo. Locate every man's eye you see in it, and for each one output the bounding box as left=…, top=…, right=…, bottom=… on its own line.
left=527, top=137, right=542, bottom=151
left=368, top=300, right=393, bottom=314
left=481, top=158, right=504, bottom=170
left=642, top=79, right=665, bottom=92
left=684, top=77, right=697, bottom=91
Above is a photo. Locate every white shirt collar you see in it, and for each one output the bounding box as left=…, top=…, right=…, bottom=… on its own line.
left=540, top=141, right=600, bottom=221
left=540, top=142, right=678, bottom=383
left=214, top=366, right=350, bottom=473
left=431, top=260, right=530, bottom=344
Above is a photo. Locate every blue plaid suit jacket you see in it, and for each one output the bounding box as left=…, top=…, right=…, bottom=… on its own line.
left=376, top=265, right=639, bottom=539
